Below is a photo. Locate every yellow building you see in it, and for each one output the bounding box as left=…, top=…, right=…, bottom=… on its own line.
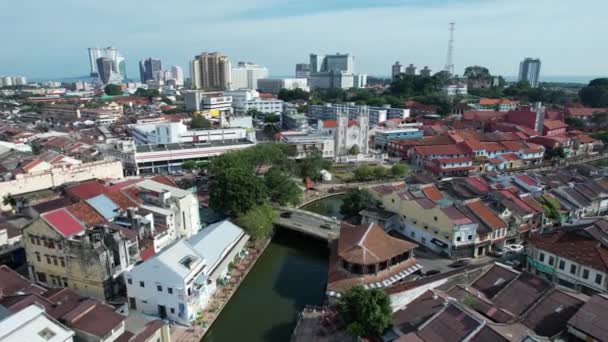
left=23, top=206, right=139, bottom=300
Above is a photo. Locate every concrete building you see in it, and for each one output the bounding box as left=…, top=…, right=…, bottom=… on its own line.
left=308, top=53, right=367, bottom=90
left=519, top=58, right=542, bottom=88
left=0, top=304, right=75, bottom=342
left=125, top=220, right=249, bottom=326
left=88, top=47, right=126, bottom=79
left=230, top=62, right=269, bottom=90
left=281, top=132, right=334, bottom=159
left=405, top=64, right=417, bottom=75
left=190, top=52, right=231, bottom=90
left=139, top=58, right=163, bottom=83
left=169, top=65, right=184, bottom=85
left=128, top=121, right=249, bottom=145
left=391, top=62, right=405, bottom=79
left=257, top=78, right=309, bottom=94
left=183, top=90, right=232, bottom=117
left=223, top=89, right=283, bottom=115
left=309, top=103, right=409, bottom=127
left=282, top=112, right=309, bottom=131
left=23, top=214, right=140, bottom=300
left=0, top=76, right=27, bottom=86
left=295, top=63, right=310, bottom=78
left=103, top=139, right=255, bottom=175
left=373, top=123, right=424, bottom=149
left=420, top=66, right=432, bottom=77
left=443, top=83, right=468, bottom=97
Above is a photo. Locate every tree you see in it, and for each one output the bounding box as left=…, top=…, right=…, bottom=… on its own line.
left=191, top=115, right=212, bottom=129
left=547, top=147, right=567, bottom=159
left=278, top=88, right=310, bottom=102
left=264, top=114, right=280, bottom=124
left=104, top=84, right=122, bottom=96
left=353, top=165, right=374, bottom=181
left=297, top=151, right=332, bottom=180
left=348, top=145, right=360, bottom=156
left=340, top=189, right=379, bottom=221
left=390, top=164, right=408, bottom=178
left=182, top=160, right=197, bottom=170
left=591, top=112, right=608, bottom=128
left=579, top=78, right=608, bottom=108
left=372, top=166, right=386, bottom=180
left=432, top=70, right=452, bottom=87
left=209, top=166, right=267, bottom=217
left=264, top=167, right=302, bottom=206
left=338, top=286, right=392, bottom=337
left=464, top=66, right=491, bottom=80
left=565, top=117, right=585, bottom=128
left=134, top=88, right=160, bottom=99
left=235, top=202, right=277, bottom=240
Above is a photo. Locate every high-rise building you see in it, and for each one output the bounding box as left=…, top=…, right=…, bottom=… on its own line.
left=295, top=63, right=310, bottom=78
left=420, top=66, right=432, bottom=77
left=139, top=58, right=163, bottom=83
left=231, top=62, right=269, bottom=90
left=96, top=57, right=114, bottom=84
left=170, top=65, right=184, bottom=85
left=405, top=64, right=417, bottom=75
left=87, top=47, right=126, bottom=81
left=392, top=62, right=405, bottom=79
left=308, top=53, right=366, bottom=90
left=518, top=58, right=541, bottom=88
left=190, top=52, right=231, bottom=90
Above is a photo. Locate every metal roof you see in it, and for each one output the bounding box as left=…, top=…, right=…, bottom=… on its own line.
left=86, top=194, right=120, bottom=220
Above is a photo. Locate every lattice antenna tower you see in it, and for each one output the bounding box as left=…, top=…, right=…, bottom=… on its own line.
left=444, top=22, right=455, bottom=75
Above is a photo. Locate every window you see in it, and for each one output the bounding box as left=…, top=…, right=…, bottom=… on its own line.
left=127, top=278, right=133, bottom=285
left=468, top=235, right=473, bottom=240
left=170, top=307, right=175, bottom=314
left=596, top=274, right=603, bottom=285
left=140, top=281, right=145, bottom=288
left=548, top=256, right=554, bottom=266
left=35, top=252, right=41, bottom=262
left=62, top=278, right=68, bottom=287
left=434, top=216, right=438, bottom=221
left=30, top=236, right=36, bottom=244
left=47, top=240, right=55, bottom=249
left=539, top=253, right=545, bottom=263
left=559, top=260, right=565, bottom=270
left=168, top=287, right=173, bottom=294
left=456, top=236, right=461, bottom=242
left=38, top=328, right=56, bottom=340
left=583, top=269, right=590, bottom=279
left=45, top=255, right=51, bottom=264
left=59, top=257, right=65, bottom=267
left=424, top=225, right=428, bottom=230
left=570, top=264, right=577, bottom=275
left=157, top=285, right=163, bottom=292
left=129, top=297, right=137, bottom=310
left=52, top=256, right=58, bottom=266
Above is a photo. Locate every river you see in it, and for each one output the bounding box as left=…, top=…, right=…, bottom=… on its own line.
left=201, top=195, right=345, bottom=342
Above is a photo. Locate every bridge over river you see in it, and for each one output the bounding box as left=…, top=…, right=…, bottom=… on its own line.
left=274, top=207, right=341, bottom=241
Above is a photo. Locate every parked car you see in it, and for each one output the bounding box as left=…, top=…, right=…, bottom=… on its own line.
left=503, top=244, right=524, bottom=254
left=424, top=269, right=441, bottom=276
left=280, top=212, right=293, bottom=218
left=320, top=223, right=332, bottom=230
left=490, top=249, right=504, bottom=257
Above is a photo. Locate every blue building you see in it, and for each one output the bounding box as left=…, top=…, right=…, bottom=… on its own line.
left=374, top=125, right=423, bottom=149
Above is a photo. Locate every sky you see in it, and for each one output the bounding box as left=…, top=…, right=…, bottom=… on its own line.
left=0, top=0, right=606, bottom=80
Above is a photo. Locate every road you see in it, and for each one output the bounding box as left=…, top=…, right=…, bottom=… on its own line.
left=275, top=208, right=340, bottom=241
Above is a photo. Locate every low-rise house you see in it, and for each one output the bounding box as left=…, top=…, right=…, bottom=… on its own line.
left=125, top=220, right=249, bottom=326
left=527, top=219, right=608, bottom=295
left=567, top=294, right=608, bottom=341
left=0, top=304, right=75, bottom=342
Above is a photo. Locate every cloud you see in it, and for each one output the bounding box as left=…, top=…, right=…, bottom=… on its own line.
left=0, top=0, right=606, bottom=79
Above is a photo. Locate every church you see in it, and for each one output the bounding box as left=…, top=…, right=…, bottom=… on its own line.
left=317, top=105, right=369, bottom=161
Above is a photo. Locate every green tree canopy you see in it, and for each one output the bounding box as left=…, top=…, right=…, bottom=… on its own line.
left=464, top=66, right=491, bottom=79
left=340, top=189, right=379, bottom=221
left=104, top=84, right=122, bottom=96
left=565, top=117, right=585, bottom=128
left=580, top=78, right=608, bottom=108
left=264, top=167, right=302, bottom=206
left=235, top=202, right=277, bottom=240
left=338, top=286, right=392, bottom=337
left=297, top=151, right=332, bottom=180
left=209, top=166, right=267, bottom=217
left=134, top=88, right=160, bottom=98
left=278, top=88, right=310, bottom=102
left=390, top=164, right=408, bottom=178
left=591, top=112, right=608, bottom=128
left=191, top=115, right=212, bottom=129
left=353, top=165, right=374, bottom=181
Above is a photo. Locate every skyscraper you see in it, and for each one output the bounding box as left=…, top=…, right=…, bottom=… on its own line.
left=170, top=66, right=184, bottom=85
left=518, top=58, right=541, bottom=88
left=295, top=63, right=310, bottom=78
left=308, top=53, right=366, bottom=90
left=139, top=58, right=163, bottom=83
left=405, top=64, right=417, bottom=75
left=189, top=52, right=231, bottom=90
left=96, top=57, right=114, bottom=84
left=420, top=66, right=432, bottom=77
left=392, top=62, right=404, bottom=79
left=231, top=62, right=269, bottom=90
left=88, top=47, right=126, bottom=81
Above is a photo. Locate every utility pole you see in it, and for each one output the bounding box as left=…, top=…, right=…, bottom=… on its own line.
left=444, top=22, right=455, bottom=75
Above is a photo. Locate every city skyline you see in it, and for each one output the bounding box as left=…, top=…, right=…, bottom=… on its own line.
left=1, top=0, right=607, bottom=80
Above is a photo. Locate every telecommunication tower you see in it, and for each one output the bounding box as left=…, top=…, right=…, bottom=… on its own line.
left=444, top=22, right=455, bottom=75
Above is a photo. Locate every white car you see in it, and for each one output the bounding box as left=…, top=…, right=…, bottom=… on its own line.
left=503, top=244, right=524, bottom=254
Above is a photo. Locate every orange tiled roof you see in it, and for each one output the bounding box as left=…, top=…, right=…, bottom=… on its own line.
left=465, top=199, right=507, bottom=230
left=338, top=223, right=417, bottom=265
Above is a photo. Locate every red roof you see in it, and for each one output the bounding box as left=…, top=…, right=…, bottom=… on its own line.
left=478, top=98, right=516, bottom=105
left=465, top=177, right=489, bottom=193
left=465, top=199, right=507, bottom=230
left=567, top=107, right=608, bottom=117
left=500, top=153, right=520, bottom=161
left=516, top=174, right=538, bottom=187
left=421, top=185, right=444, bottom=202
left=41, top=209, right=86, bottom=237
left=140, top=245, right=156, bottom=261
left=414, top=144, right=468, bottom=156
left=65, top=180, right=107, bottom=200
left=320, top=119, right=357, bottom=128
left=543, top=119, right=568, bottom=130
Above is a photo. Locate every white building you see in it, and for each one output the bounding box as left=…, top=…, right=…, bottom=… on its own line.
left=0, top=304, right=75, bottom=342
left=281, top=132, right=335, bottom=159
left=223, top=89, right=283, bottom=115
left=125, top=220, right=249, bottom=326
left=128, top=121, right=250, bottom=145
left=230, top=62, right=269, bottom=90
left=308, top=53, right=367, bottom=90
left=309, top=103, right=410, bottom=127
left=257, top=78, right=309, bottom=94
left=443, top=84, right=468, bottom=97
left=183, top=90, right=233, bottom=118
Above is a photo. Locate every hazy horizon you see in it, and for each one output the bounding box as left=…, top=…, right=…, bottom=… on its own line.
left=1, top=0, right=607, bottom=80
